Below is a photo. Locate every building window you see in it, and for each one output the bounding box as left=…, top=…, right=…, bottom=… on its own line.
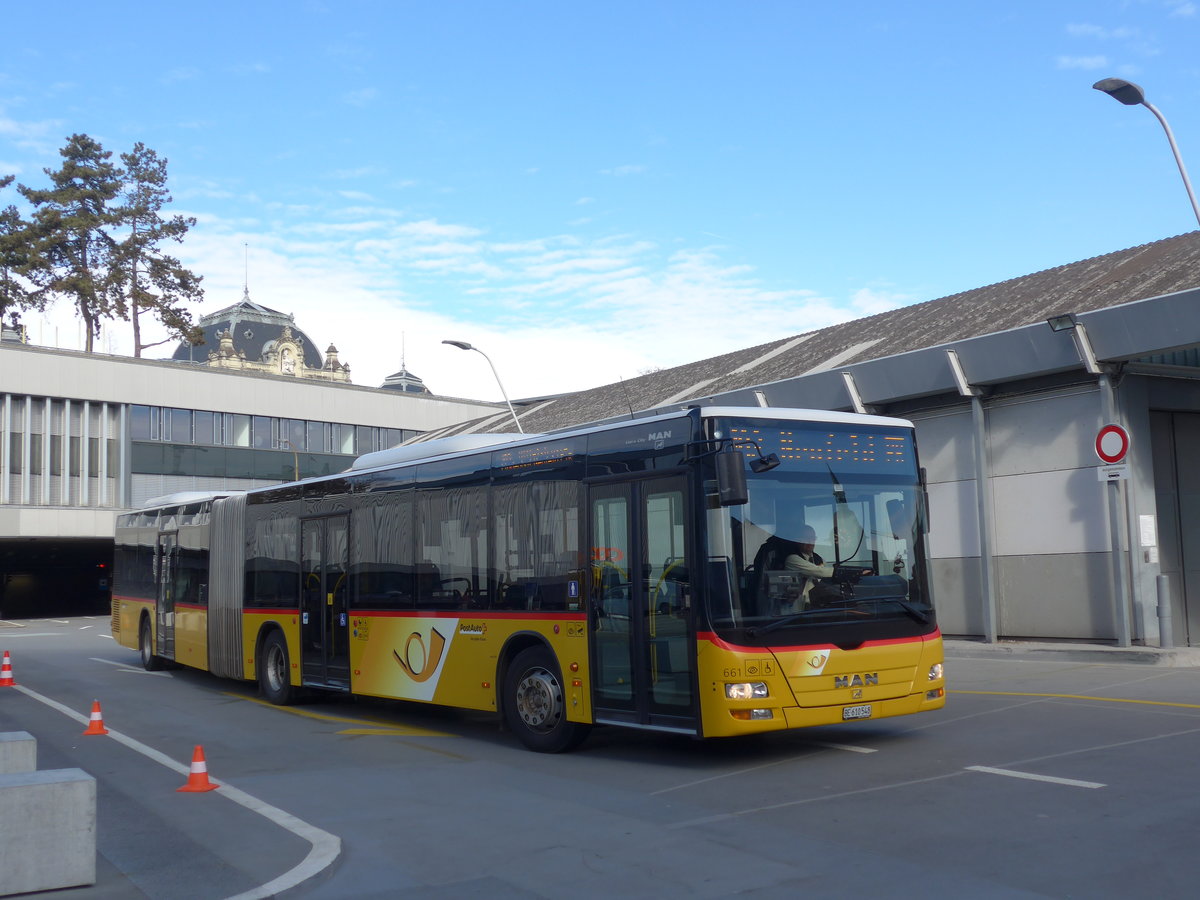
left=251, top=416, right=273, bottom=449
left=284, top=419, right=306, bottom=452
left=307, top=421, right=328, bottom=453
left=224, top=414, right=251, bottom=447
left=165, top=408, right=192, bottom=443
left=332, top=423, right=355, bottom=454
left=194, top=411, right=218, bottom=445
left=131, top=406, right=154, bottom=440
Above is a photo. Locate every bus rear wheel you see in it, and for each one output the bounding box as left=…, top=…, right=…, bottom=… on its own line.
left=139, top=618, right=164, bottom=671
left=503, top=646, right=589, bottom=753
left=258, top=631, right=295, bottom=705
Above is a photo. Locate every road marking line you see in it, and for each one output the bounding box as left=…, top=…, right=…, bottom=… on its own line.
left=811, top=741, right=876, bottom=754
left=14, top=684, right=341, bottom=899
left=668, top=770, right=967, bottom=826
left=89, top=657, right=171, bottom=677
left=952, top=689, right=1200, bottom=710
left=0, top=633, right=64, bottom=638
left=652, top=741, right=874, bottom=795
left=965, top=766, right=1105, bottom=789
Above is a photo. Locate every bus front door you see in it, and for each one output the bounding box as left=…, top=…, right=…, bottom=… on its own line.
left=156, top=533, right=177, bottom=662
left=588, top=475, right=697, bottom=733
left=300, top=515, right=351, bottom=690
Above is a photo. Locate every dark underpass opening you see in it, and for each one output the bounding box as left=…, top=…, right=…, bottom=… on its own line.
left=0, top=539, right=114, bottom=618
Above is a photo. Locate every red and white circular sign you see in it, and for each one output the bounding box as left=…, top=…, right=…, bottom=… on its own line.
left=1095, top=424, right=1130, bottom=464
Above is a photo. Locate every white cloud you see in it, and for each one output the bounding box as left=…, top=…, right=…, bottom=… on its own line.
left=343, top=87, right=379, bottom=107
left=163, top=66, right=201, bottom=83
left=331, top=165, right=386, bottom=180
left=19, top=200, right=922, bottom=406
left=1169, top=2, right=1196, bottom=17
left=1065, top=24, right=1138, bottom=39
left=393, top=219, right=482, bottom=240
left=601, top=164, right=648, bottom=176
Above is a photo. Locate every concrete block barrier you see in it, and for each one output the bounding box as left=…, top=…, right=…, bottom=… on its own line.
left=0, top=768, right=96, bottom=895
left=0, top=732, right=35, bottom=774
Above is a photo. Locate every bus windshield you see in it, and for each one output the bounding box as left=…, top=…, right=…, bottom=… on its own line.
left=704, top=417, right=935, bottom=646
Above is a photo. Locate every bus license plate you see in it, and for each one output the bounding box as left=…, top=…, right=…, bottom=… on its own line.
left=842, top=704, right=872, bottom=720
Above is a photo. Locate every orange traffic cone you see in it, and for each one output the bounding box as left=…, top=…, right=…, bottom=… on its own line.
left=177, top=745, right=219, bottom=792
left=0, top=651, right=15, bottom=686
left=82, top=700, right=109, bottom=735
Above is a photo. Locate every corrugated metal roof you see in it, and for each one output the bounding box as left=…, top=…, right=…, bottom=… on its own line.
left=431, top=231, right=1200, bottom=438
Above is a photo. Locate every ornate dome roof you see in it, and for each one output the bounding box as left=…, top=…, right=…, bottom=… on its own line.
left=171, top=289, right=324, bottom=369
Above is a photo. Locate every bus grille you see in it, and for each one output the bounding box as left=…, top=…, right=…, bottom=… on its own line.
left=110, top=600, right=120, bottom=635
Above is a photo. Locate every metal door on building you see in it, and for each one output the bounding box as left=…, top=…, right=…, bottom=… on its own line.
left=300, top=515, right=351, bottom=688
left=588, top=475, right=696, bottom=732
left=1151, top=411, right=1200, bottom=645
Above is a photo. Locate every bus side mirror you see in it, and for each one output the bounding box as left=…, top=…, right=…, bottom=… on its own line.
left=715, top=450, right=749, bottom=506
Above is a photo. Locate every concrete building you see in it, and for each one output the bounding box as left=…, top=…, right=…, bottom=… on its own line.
left=0, top=314, right=502, bottom=616
left=416, top=231, right=1200, bottom=647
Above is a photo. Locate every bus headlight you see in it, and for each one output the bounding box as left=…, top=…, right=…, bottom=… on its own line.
left=725, top=682, right=769, bottom=700
left=928, top=663, right=944, bottom=681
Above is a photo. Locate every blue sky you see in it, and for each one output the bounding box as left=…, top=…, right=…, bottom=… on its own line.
left=2, top=0, right=1199, bottom=401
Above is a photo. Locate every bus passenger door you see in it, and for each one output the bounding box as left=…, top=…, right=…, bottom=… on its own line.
left=300, top=515, right=351, bottom=690
left=155, top=533, right=177, bottom=662
left=588, top=476, right=696, bottom=733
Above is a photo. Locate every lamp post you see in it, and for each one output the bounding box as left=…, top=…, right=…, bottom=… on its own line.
left=1093, top=78, right=1200, bottom=229
left=442, top=340, right=524, bottom=433
left=278, top=438, right=300, bottom=481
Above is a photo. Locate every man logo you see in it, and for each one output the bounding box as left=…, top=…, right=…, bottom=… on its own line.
left=834, top=673, right=879, bottom=689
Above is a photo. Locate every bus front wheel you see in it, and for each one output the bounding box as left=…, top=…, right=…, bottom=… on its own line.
left=139, top=618, right=164, bottom=671
left=503, top=646, right=589, bottom=753
left=258, top=631, right=294, bottom=705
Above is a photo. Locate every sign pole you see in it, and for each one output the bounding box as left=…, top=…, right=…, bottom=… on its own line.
left=1095, top=394, right=1132, bottom=647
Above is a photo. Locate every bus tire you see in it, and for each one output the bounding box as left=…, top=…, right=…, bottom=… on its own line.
left=258, top=630, right=294, bottom=705
left=503, top=646, right=589, bottom=753
left=139, top=617, right=164, bottom=671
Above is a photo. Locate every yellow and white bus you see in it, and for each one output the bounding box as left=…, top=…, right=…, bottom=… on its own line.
left=113, top=406, right=944, bottom=751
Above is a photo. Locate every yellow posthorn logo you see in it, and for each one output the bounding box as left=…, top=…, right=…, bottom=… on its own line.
left=393, top=627, right=447, bottom=682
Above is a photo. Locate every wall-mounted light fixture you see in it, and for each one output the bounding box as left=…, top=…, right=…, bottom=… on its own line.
left=1045, top=314, right=1103, bottom=376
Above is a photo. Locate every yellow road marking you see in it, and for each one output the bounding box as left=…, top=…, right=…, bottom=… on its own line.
left=952, top=689, right=1200, bottom=710
left=227, top=693, right=453, bottom=737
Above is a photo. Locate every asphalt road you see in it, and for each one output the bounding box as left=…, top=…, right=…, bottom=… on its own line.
left=2, top=617, right=1199, bottom=899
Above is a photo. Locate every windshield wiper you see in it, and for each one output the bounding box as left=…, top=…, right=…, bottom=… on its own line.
left=746, top=613, right=808, bottom=636
left=876, top=597, right=930, bottom=624
left=747, top=606, right=871, bottom=636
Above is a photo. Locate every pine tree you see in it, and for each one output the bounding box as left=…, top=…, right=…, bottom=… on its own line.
left=112, top=142, right=203, bottom=356
left=0, top=175, right=44, bottom=328
left=18, top=134, right=122, bottom=352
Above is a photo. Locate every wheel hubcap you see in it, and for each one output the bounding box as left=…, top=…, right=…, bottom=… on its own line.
left=267, top=646, right=285, bottom=691
left=515, top=667, right=562, bottom=732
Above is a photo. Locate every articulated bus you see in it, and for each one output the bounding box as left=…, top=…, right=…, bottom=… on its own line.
left=112, top=406, right=945, bottom=751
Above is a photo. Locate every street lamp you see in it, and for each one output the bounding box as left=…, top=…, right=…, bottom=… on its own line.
left=1093, top=78, right=1200, bottom=229
left=442, top=340, right=524, bottom=433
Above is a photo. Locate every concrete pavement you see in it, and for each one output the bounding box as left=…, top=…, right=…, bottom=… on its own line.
left=944, top=637, right=1200, bottom=667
